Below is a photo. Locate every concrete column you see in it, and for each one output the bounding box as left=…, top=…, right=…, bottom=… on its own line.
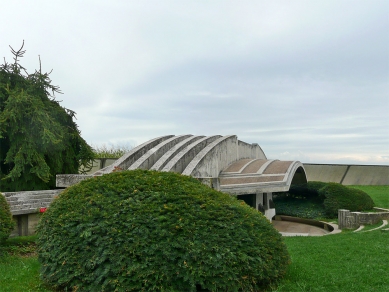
left=338, top=209, right=359, bottom=229
left=255, top=193, right=263, bottom=208
left=17, top=215, right=28, bottom=236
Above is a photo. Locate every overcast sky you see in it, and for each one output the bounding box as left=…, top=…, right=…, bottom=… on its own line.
left=1, top=0, right=388, bottom=165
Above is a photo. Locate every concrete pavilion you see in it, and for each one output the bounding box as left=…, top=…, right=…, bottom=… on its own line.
left=57, top=135, right=307, bottom=221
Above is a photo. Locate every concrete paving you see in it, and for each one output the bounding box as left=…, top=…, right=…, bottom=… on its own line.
left=272, top=220, right=330, bottom=236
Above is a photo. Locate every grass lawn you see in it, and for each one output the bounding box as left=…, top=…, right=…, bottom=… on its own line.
left=272, top=230, right=389, bottom=292
left=0, top=236, right=52, bottom=292
left=1, top=186, right=388, bottom=291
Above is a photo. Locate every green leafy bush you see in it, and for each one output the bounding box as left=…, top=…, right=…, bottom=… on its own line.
left=320, top=183, right=375, bottom=217
left=92, top=143, right=133, bottom=159
left=37, top=170, right=290, bottom=292
left=275, top=182, right=375, bottom=219
left=0, top=193, right=15, bottom=244
left=273, top=195, right=326, bottom=219
left=288, top=181, right=327, bottom=201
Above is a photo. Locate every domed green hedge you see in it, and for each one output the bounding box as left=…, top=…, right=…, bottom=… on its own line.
left=319, top=183, right=374, bottom=217
left=0, top=193, right=15, bottom=244
left=37, top=170, right=290, bottom=291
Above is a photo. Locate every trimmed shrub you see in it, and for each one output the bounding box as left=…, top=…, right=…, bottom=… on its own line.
left=0, top=193, right=15, bottom=244
left=319, top=183, right=375, bottom=217
left=37, top=170, right=290, bottom=292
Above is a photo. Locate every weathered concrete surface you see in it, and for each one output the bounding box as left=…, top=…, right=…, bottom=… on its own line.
left=273, top=215, right=340, bottom=236
left=2, top=189, right=62, bottom=215
left=219, top=159, right=307, bottom=194
left=237, top=140, right=266, bottom=160
left=56, top=174, right=93, bottom=188
left=80, top=158, right=117, bottom=174
left=338, top=209, right=389, bottom=229
left=162, top=135, right=222, bottom=174
left=9, top=213, right=42, bottom=237
left=57, top=135, right=306, bottom=198
left=95, top=135, right=174, bottom=175
left=183, top=135, right=239, bottom=177
left=128, top=135, right=192, bottom=170
left=151, top=136, right=204, bottom=170
left=54, top=134, right=306, bottom=222
left=2, top=190, right=63, bottom=236
left=303, top=163, right=389, bottom=185
left=272, top=221, right=328, bottom=236
left=342, top=165, right=389, bottom=185
left=303, top=164, right=348, bottom=183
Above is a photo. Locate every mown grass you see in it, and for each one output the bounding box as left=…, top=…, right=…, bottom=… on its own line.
left=1, top=186, right=388, bottom=292
left=0, top=236, right=52, bottom=292
left=272, top=230, right=389, bottom=292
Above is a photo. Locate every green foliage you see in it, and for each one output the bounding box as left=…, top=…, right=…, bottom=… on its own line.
left=347, top=185, right=389, bottom=209
left=37, top=170, right=290, bottom=292
left=92, top=143, right=133, bottom=159
left=273, top=194, right=326, bottom=219
left=0, top=193, right=14, bottom=244
left=0, top=42, right=94, bottom=191
left=319, top=183, right=375, bottom=217
left=275, top=181, right=375, bottom=219
left=288, top=181, right=327, bottom=201
left=277, top=230, right=389, bottom=292
left=0, top=236, right=52, bottom=291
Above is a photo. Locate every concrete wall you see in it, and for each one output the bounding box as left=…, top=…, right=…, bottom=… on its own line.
left=2, top=189, right=62, bottom=236
left=303, top=163, right=389, bottom=185
left=338, top=209, right=389, bottom=229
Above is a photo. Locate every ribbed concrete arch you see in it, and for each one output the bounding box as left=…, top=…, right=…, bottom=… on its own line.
left=128, top=135, right=192, bottom=170
left=162, top=135, right=222, bottom=173
left=183, top=135, right=238, bottom=177
left=58, top=134, right=306, bottom=222
left=93, top=135, right=174, bottom=175
left=151, top=135, right=205, bottom=170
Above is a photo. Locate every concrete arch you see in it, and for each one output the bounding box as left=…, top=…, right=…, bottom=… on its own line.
left=183, top=135, right=238, bottom=177
left=151, top=135, right=205, bottom=171
left=161, top=135, right=222, bottom=173
left=57, top=134, right=307, bottom=222
left=219, top=159, right=307, bottom=194
left=128, top=135, right=192, bottom=170
left=93, top=135, right=174, bottom=175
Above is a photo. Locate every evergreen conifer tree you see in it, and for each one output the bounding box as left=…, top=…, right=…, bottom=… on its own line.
left=0, top=41, right=94, bottom=191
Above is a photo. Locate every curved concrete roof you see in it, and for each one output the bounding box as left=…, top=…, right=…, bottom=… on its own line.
left=219, top=159, right=307, bottom=194
left=57, top=135, right=306, bottom=194
left=89, top=134, right=306, bottom=195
